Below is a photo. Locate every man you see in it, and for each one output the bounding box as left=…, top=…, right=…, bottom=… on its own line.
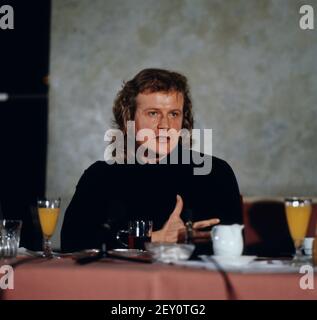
left=61, top=68, right=242, bottom=253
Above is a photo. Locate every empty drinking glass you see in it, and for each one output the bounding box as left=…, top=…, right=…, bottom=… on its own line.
left=0, top=220, right=22, bottom=258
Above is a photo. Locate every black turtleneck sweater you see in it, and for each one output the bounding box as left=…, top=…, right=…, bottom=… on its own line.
left=61, top=150, right=242, bottom=254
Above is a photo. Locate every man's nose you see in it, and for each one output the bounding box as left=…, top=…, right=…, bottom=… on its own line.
left=158, top=115, right=169, bottom=129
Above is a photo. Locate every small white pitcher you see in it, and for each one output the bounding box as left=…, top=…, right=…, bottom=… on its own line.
left=211, top=224, right=244, bottom=256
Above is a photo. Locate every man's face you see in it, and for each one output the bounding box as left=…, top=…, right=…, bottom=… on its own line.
left=134, top=91, right=184, bottom=157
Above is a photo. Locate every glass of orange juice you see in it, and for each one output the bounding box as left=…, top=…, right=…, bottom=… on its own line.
left=37, top=198, right=61, bottom=258
left=285, top=197, right=312, bottom=263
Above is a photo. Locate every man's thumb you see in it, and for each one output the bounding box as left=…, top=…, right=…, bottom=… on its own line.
left=170, top=195, right=183, bottom=219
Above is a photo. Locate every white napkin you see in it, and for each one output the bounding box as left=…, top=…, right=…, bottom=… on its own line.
left=171, top=259, right=317, bottom=274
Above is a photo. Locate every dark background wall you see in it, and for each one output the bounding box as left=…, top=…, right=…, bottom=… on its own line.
left=0, top=1, right=51, bottom=250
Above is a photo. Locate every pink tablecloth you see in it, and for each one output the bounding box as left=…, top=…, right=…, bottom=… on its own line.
left=1, top=257, right=316, bottom=300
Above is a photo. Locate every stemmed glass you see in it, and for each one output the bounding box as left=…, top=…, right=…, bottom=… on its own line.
left=284, top=197, right=312, bottom=265
left=37, top=198, right=61, bottom=258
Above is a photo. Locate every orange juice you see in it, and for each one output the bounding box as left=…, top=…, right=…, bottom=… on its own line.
left=38, top=208, right=60, bottom=237
left=285, top=204, right=312, bottom=247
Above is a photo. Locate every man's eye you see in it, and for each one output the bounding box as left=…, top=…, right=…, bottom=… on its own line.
left=170, top=112, right=179, bottom=118
left=148, top=111, right=158, bottom=117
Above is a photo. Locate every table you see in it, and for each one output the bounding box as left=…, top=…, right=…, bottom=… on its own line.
left=0, top=256, right=316, bottom=300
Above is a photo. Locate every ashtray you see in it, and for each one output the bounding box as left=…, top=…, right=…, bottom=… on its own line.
left=145, top=242, right=195, bottom=263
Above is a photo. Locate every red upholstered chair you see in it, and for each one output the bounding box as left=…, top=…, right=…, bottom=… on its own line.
left=242, top=197, right=317, bottom=257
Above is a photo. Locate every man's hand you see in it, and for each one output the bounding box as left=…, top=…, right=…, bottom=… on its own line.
left=151, top=195, right=220, bottom=243
left=152, top=195, right=185, bottom=242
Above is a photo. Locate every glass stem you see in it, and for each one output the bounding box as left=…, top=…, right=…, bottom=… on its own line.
left=294, top=247, right=300, bottom=257
left=43, top=236, right=53, bottom=258
left=293, top=243, right=303, bottom=265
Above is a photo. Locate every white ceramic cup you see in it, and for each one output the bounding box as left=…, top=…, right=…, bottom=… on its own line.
left=303, top=237, right=315, bottom=256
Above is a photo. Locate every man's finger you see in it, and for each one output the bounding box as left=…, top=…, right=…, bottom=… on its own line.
left=169, top=194, right=183, bottom=219
left=193, top=218, right=220, bottom=229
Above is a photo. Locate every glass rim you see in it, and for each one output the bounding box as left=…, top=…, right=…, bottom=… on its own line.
left=284, top=197, right=312, bottom=204
left=128, top=219, right=153, bottom=223
left=37, top=197, right=61, bottom=208
left=0, top=219, right=23, bottom=227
